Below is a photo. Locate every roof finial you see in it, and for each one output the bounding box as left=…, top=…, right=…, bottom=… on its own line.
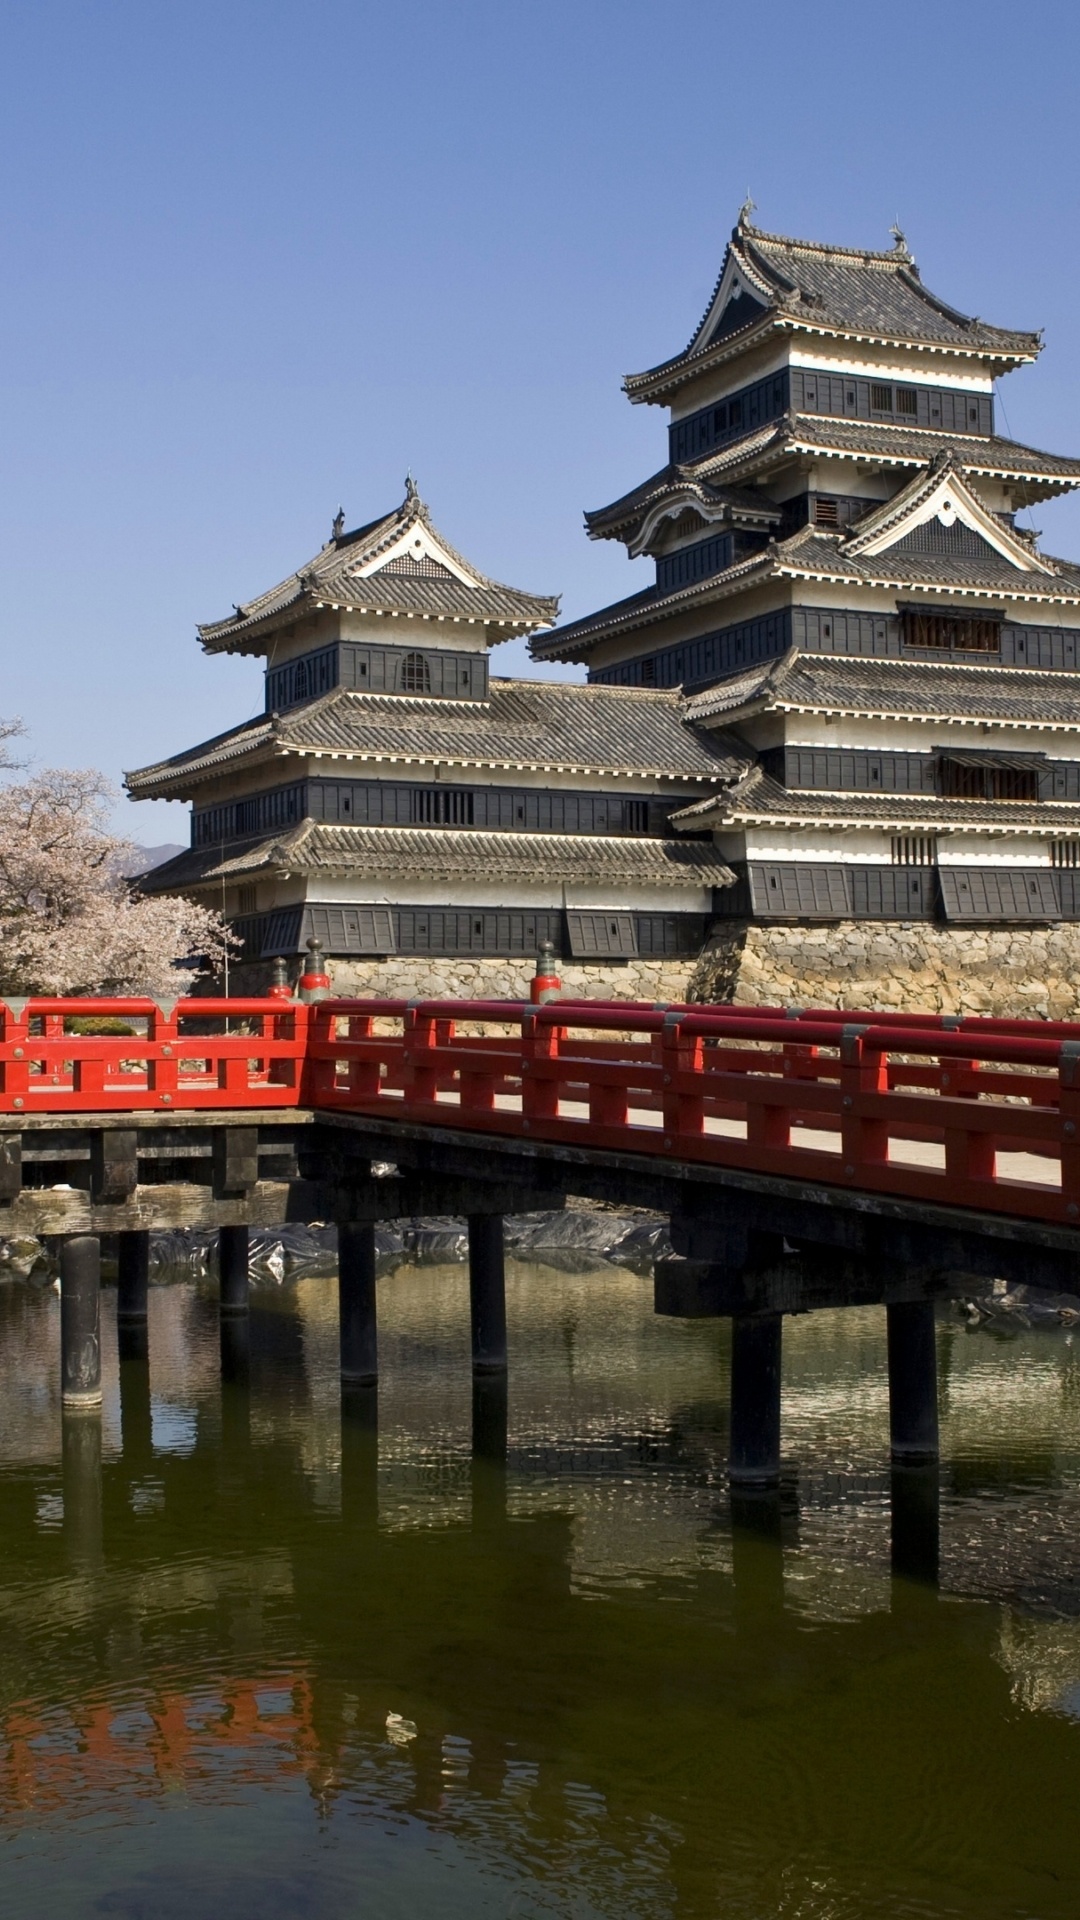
left=889, top=221, right=908, bottom=254
left=404, top=471, right=419, bottom=505
left=331, top=506, right=345, bottom=540
left=738, top=193, right=756, bottom=228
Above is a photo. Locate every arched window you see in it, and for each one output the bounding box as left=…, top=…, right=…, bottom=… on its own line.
left=400, top=651, right=431, bottom=694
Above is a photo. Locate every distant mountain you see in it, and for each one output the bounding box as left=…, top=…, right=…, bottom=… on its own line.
left=117, top=843, right=186, bottom=877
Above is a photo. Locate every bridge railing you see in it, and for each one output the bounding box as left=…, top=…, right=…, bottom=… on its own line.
left=0, top=998, right=309, bottom=1111
left=0, top=992, right=1077, bottom=1224
left=306, top=997, right=1078, bottom=1225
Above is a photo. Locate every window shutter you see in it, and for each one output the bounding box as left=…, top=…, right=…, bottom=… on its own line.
left=939, top=869, right=1061, bottom=922
left=303, top=906, right=397, bottom=953
left=748, top=865, right=852, bottom=919
left=565, top=911, right=638, bottom=957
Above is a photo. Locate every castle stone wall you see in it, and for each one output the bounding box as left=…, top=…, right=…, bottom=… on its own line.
left=687, top=922, right=1080, bottom=1018
left=231, top=920, right=1080, bottom=1018
left=230, top=955, right=700, bottom=1004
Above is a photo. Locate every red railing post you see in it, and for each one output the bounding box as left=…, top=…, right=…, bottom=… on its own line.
left=521, top=1008, right=561, bottom=1128
left=147, top=1002, right=180, bottom=1108
left=661, top=1013, right=704, bottom=1144
left=0, top=1000, right=30, bottom=1111
left=402, top=1004, right=439, bottom=1107
left=943, top=1045, right=994, bottom=1185
left=839, top=1024, right=889, bottom=1178
left=1059, top=1041, right=1080, bottom=1220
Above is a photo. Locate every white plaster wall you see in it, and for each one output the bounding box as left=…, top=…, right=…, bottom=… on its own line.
left=301, top=877, right=713, bottom=914
left=782, top=714, right=1080, bottom=753
left=789, top=345, right=994, bottom=392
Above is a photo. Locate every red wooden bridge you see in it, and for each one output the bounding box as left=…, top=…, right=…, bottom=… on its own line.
left=9, top=991, right=1080, bottom=1503
left=4, top=992, right=1079, bottom=1228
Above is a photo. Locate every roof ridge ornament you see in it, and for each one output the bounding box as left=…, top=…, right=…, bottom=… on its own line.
left=737, top=194, right=756, bottom=229
left=332, top=506, right=345, bottom=540
left=404, top=472, right=420, bottom=505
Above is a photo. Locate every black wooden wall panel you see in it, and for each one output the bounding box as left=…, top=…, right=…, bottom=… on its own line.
left=234, top=907, right=710, bottom=959
left=197, top=781, right=673, bottom=846
left=1001, top=625, right=1080, bottom=670
left=655, top=532, right=734, bottom=593
left=668, top=371, right=790, bottom=464
left=266, top=640, right=488, bottom=711
left=849, top=868, right=935, bottom=918
left=565, top=911, right=638, bottom=957
left=788, top=369, right=993, bottom=435
left=749, top=864, right=853, bottom=918
left=589, top=610, right=793, bottom=690
left=792, top=607, right=901, bottom=656
left=939, top=869, right=1061, bottom=921
left=758, top=747, right=1080, bottom=801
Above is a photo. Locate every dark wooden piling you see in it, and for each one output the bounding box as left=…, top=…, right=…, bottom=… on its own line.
left=886, top=1300, right=939, bottom=1461
left=117, top=1230, right=150, bottom=1322
left=468, top=1214, right=507, bottom=1373
left=218, top=1225, right=249, bottom=1316
left=338, top=1222, right=378, bottom=1387
left=728, top=1312, right=782, bottom=1486
left=60, top=1234, right=102, bottom=1408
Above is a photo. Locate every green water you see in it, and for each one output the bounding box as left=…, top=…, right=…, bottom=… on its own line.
left=1, top=1263, right=1080, bottom=1917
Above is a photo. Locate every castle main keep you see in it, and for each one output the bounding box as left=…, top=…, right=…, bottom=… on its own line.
left=129, top=211, right=1080, bottom=1012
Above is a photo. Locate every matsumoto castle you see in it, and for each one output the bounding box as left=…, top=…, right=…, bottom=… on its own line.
left=128, top=209, right=1080, bottom=1005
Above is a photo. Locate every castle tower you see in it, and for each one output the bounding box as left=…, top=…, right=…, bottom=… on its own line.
left=532, top=210, right=1080, bottom=980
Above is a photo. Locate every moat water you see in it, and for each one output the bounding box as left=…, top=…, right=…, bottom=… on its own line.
left=1, top=1260, right=1080, bottom=1917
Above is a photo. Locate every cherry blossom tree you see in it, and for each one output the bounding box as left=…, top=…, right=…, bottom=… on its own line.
left=0, top=742, right=233, bottom=998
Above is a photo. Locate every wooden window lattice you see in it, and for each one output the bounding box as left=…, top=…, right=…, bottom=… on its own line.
left=891, top=836, right=937, bottom=867
left=902, top=611, right=1001, bottom=655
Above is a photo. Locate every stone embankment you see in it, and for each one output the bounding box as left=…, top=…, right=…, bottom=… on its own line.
left=688, top=922, right=1080, bottom=1019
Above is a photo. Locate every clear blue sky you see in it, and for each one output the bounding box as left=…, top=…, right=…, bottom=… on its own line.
left=2, top=0, right=1079, bottom=839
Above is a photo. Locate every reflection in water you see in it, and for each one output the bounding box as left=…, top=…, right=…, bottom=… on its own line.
left=0, top=1265, right=1080, bottom=1915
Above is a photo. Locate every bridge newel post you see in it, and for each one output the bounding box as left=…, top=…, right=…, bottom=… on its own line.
left=218, top=1226, right=249, bottom=1316
left=338, top=1221, right=378, bottom=1387
left=728, top=1312, right=782, bottom=1487
left=60, top=1234, right=103, bottom=1409
left=468, top=1214, right=507, bottom=1373
left=117, top=1230, right=150, bottom=1322
left=886, top=1300, right=939, bottom=1461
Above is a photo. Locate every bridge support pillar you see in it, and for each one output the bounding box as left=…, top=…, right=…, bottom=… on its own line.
left=468, top=1215, right=507, bottom=1373
left=218, top=1226, right=249, bottom=1316
left=339, top=1222, right=378, bottom=1387
left=729, top=1312, right=782, bottom=1487
left=117, top=1230, right=150, bottom=1323
left=887, top=1300, right=939, bottom=1461
left=60, top=1234, right=102, bottom=1409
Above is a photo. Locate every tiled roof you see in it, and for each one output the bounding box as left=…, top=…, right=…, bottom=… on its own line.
left=125, top=678, right=751, bottom=798
left=673, top=768, right=1080, bottom=836
left=585, top=469, right=782, bottom=543
left=626, top=214, right=1040, bottom=402
left=579, top=423, right=1080, bottom=566
left=775, top=524, right=1080, bottom=597
left=672, top=417, right=1080, bottom=499
left=198, top=484, right=558, bottom=651
left=777, top=416, right=1080, bottom=487
left=684, top=650, right=1080, bottom=730
left=532, top=514, right=1080, bottom=662
left=139, top=823, right=735, bottom=893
